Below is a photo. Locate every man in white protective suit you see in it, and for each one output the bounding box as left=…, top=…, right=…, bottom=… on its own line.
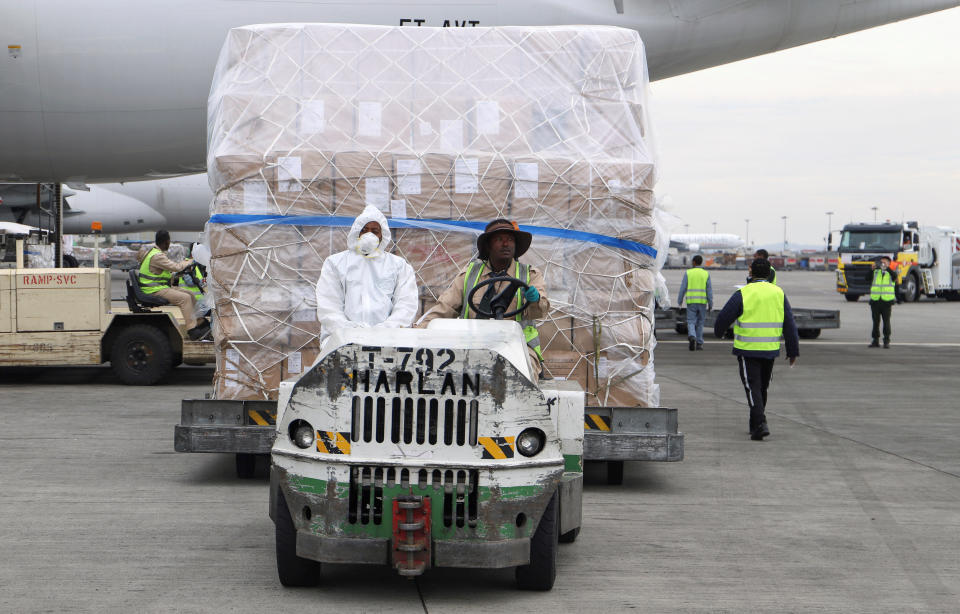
left=315, top=206, right=419, bottom=343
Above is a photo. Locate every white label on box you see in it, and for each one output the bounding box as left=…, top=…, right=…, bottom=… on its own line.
left=261, top=287, right=287, bottom=310
left=365, top=177, right=390, bottom=210
left=287, top=352, right=303, bottom=375
left=277, top=156, right=301, bottom=182
left=358, top=101, right=382, bottom=137
left=455, top=158, right=479, bottom=194
left=390, top=199, right=408, bottom=219
left=242, top=181, right=269, bottom=212
left=440, top=119, right=463, bottom=151
left=476, top=101, right=500, bottom=135
left=419, top=121, right=433, bottom=136
left=597, top=356, right=610, bottom=379
left=225, top=349, right=239, bottom=371
left=293, top=309, right=315, bottom=322
left=514, top=162, right=539, bottom=199
left=396, top=159, right=421, bottom=195
left=301, top=100, right=325, bottom=133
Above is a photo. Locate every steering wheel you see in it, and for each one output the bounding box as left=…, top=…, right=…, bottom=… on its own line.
left=466, top=275, right=531, bottom=320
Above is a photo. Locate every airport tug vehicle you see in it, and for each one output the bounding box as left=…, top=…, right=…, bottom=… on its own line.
left=177, top=278, right=683, bottom=483
left=0, top=237, right=213, bottom=383
left=270, top=279, right=584, bottom=589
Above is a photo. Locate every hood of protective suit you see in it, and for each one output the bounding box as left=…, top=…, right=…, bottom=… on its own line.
left=346, top=205, right=392, bottom=257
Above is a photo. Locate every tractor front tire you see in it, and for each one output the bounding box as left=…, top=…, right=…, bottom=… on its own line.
left=110, top=324, right=173, bottom=385
left=275, top=491, right=321, bottom=587
left=516, top=492, right=558, bottom=591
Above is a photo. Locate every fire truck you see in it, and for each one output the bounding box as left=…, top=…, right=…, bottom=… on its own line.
left=835, top=222, right=960, bottom=302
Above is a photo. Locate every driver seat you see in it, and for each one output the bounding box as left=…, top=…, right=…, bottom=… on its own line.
left=126, top=268, right=170, bottom=313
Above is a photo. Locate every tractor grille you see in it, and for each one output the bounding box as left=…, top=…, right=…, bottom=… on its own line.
left=843, top=263, right=874, bottom=289
left=347, top=466, right=479, bottom=528
left=350, top=395, right=479, bottom=447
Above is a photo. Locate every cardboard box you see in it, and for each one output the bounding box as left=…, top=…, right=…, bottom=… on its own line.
left=331, top=151, right=394, bottom=217
left=450, top=155, right=512, bottom=220
left=391, top=153, right=454, bottom=220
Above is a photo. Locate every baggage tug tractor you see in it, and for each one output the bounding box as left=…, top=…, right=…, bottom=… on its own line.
left=270, top=281, right=584, bottom=590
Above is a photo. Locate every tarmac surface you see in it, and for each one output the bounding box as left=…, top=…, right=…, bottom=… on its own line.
left=2, top=270, right=959, bottom=612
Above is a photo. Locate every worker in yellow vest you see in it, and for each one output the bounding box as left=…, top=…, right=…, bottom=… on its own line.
left=869, top=256, right=897, bottom=348
left=677, top=254, right=712, bottom=351
left=418, top=219, right=549, bottom=379
left=136, top=229, right=210, bottom=340
left=714, top=258, right=799, bottom=441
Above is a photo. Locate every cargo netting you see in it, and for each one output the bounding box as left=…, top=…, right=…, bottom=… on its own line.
left=205, top=24, right=669, bottom=406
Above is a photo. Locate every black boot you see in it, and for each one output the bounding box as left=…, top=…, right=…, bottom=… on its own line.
left=688, top=337, right=696, bottom=351
left=869, top=339, right=879, bottom=348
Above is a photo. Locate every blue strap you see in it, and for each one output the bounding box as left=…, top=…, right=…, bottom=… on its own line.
left=207, top=214, right=658, bottom=257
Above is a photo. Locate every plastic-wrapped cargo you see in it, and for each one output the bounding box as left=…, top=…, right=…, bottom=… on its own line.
left=206, top=23, right=666, bottom=406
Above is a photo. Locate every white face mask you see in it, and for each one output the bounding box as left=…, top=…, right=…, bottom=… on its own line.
left=356, top=231, right=380, bottom=256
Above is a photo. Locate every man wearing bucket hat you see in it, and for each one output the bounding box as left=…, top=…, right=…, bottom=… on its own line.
left=418, top=218, right=549, bottom=376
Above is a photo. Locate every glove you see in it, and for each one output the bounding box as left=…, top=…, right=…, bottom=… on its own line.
left=524, top=286, right=540, bottom=303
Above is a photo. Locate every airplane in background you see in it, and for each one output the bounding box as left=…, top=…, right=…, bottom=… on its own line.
left=2, top=0, right=958, bottom=186
left=670, top=233, right=745, bottom=252
left=0, top=183, right=166, bottom=234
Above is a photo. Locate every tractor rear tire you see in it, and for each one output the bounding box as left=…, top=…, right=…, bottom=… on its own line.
left=559, top=527, right=580, bottom=544
left=275, top=491, right=321, bottom=587
left=236, top=453, right=257, bottom=479
left=607, top=460, right=625, bottom=485
left=516, top=492, right=558, bottom=591
left=110, top=324, right=173, bottom=385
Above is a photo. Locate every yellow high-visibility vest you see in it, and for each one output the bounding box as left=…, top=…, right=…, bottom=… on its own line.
left=685, top=267, right=709, bottom=304
left=733, top=282, right=785, bottom=352
left=461, top=260, right=542, bottom=361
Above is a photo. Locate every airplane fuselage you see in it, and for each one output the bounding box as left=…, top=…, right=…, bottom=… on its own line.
left=1, top=0, right=957, bottom=184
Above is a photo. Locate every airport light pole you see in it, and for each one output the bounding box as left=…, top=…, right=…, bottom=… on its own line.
left=712, top=221, right=717, bottom=234
left=871, top=206, right=878, bottom=222
left=745, top=219, right=750, bottom=247
left=825, top=211, right=833, bottom=251
left=781, top=215, right=788, bottom=253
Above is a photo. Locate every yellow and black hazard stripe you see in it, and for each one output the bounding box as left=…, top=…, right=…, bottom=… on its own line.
left=247, top=408, right=277, bottom=426
left=479, top=436, right=515, bottom=459
left=316, top=431, right=351, bottom=455
left=584, top=413, right=611, bottom=431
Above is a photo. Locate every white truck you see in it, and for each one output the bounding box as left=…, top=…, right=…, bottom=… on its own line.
left=835, top=221, right=960, bottom=302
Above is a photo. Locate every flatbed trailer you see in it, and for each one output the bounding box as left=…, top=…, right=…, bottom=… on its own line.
left=176, top=398, right=683, bottom=482
left=665, top=307, right=840, bottom=340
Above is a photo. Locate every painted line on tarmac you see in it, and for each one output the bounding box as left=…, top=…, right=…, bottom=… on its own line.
left=657, top=340, right=960, bottom=347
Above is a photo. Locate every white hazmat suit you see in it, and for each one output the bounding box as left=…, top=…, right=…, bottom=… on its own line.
left=315, top=206, right=419, bottom=342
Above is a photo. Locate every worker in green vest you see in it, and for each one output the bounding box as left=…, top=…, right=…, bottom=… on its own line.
left=714, top=258, right=799, bottom=441
left=136, top=229, right=210, bottom=340
left=869, top=256, right=897, bottom=348
left=677, top=254, right=713, bottom=351
left=754, top=248, right=777, bottom=284
left=418, top=219, right=549, bottom=380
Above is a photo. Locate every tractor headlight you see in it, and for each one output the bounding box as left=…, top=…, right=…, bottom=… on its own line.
left=289, top=420, right=315, bottom=449
left=516, top=428, right=545, bottom=457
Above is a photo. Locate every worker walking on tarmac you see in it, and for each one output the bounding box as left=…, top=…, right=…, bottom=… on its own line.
left=869, top=256, right=897, bottom=348
left=137, top=230, right=210, bottom=340
left=753, top=248, right=777, bottom=284
left=418, top=219, right=549, bottom=378
left=714, top=258, right=799, bottom=441
left=314, top=205, right=419, bottom=343
left=677, top=254, right=712, bottom=351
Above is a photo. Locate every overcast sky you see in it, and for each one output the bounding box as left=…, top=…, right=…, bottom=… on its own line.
left=649, top=7, right=960, bottom=250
